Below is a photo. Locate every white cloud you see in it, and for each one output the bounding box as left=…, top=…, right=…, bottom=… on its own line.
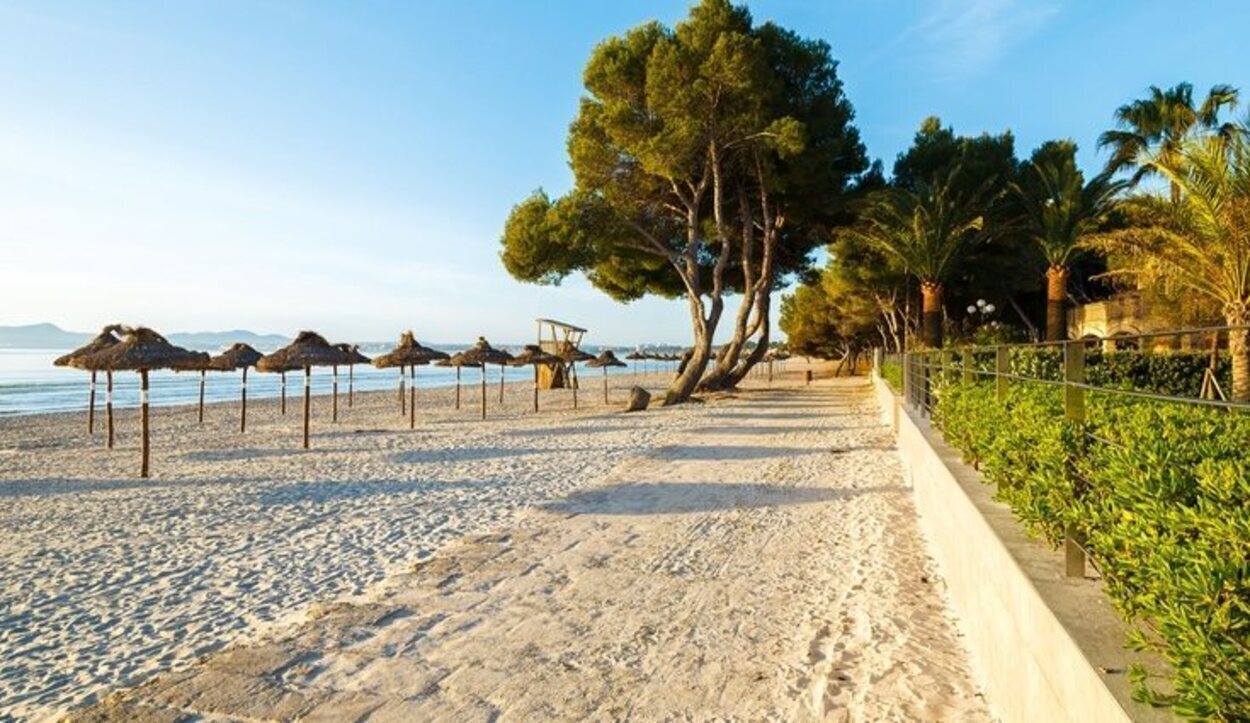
left=874, top=0, right=1060, bottom=81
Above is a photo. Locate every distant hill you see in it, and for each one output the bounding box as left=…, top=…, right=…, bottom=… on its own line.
left=0, top=323, right=90, bottom=349
left=0, top=323, right=289, bottom=351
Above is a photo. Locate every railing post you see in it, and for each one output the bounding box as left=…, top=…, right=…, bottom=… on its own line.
left=1063, top=340, right=1086, bottom=577
left=995, top=345, right=1009, bottom=402
left=962, top=348, right=974, bottom=385
left=922, top=351, right=932, bottom=416
left=905, top=352, right=915, bottom=407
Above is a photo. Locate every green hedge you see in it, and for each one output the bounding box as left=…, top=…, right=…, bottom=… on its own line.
left=1007, top=348, right=1231, bottom=399
left=880, top=359, right=902, bottom=393
left=933, top=380, right=1250, bottom=719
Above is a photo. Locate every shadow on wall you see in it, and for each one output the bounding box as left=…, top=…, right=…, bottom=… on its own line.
left=543, top=481, right=899, bottom=516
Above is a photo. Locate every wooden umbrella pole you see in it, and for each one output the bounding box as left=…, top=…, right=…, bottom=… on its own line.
left=603, top=366, right=609, bottom=404
left=198, top=370, right=206, bottom=425
left=302, top=366, right=311, bottom=450
left=409, top=365, right=416, bottom=430
left=140, top=369, right=150, bottom=478
left=332, top=365, right=339, bottom=423
left=480, top=365, right=487, bottom=420
left=533, top=367, right=539, bottom=413
left=281, top=372, right=287, bottom=415
left=455, top=367, right=461, bottom=410
left=106, top=371, right=115, bottom=450
left=348, top=364, right=354, bottom=408
left=499, top=364, right=505, bottom=405
left=88, top=370, right=96, bottom=435
left=399, top=367, right=407, bottom=416
left=240, top=367, right=248, bottom=434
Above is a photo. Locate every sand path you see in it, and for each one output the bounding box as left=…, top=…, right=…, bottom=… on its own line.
left=79, top=380, right=990, bottom=722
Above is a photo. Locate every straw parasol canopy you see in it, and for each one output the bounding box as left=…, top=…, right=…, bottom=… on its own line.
left=333, top=343, right=371, bottom=414
left=56, top=324, right=123, bottom=442
left=555, top=346, right=595, bottom=409
left=587, top=349, right=628, bottom=368
left=510, top=344, right=563, bottom=412
left=587, top=349, right=628, bottom=405
left=438, top=351, right=481, bottom=411
left=257, top=331, right=352, bottom=449
left=372, top=332, right=447, bottom=428
left=457, top=337, right=513, bottom=419
left=77, top=327, right=210, bottom=478
left=210, top=343, right=263, bottom=433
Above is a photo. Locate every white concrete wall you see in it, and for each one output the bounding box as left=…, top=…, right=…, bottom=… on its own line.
left=873, top=375, right=1149, bottom=723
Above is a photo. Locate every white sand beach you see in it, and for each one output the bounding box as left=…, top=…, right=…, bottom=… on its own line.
left=2, top=372, right=990, bottom=721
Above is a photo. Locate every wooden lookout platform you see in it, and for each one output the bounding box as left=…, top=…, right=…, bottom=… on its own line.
left=536, top=318, right=586, bottom=389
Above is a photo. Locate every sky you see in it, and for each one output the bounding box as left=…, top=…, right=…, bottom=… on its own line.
left=1, top=0, right=1247, bottom=347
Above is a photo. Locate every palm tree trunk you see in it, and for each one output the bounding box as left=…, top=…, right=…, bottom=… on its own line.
left=1046, top=265, right=1070, bottom=342
left=920, top=280, right=944, bottom=349
left=1227, top=304, right=1250, bottom=402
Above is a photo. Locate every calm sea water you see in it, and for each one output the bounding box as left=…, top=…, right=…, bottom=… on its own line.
left=0, top=347, right=660, bottom=418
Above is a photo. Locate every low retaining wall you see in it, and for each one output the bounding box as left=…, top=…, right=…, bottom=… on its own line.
left=872, top=375, right=1172, bottom=723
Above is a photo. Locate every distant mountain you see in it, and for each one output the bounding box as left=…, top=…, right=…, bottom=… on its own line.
left=0, top=323, right=289, bottom=351
left=166, top=330, right=289, bottom=352
left=0, top=323, right=90, bottom=349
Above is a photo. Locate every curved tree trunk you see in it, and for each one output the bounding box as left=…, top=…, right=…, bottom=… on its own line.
left=1227, top=303, right=1250, bottom=402
left=1046, top=264, right=1070, bottom=342
left=920, top=280, right=944, bottom=349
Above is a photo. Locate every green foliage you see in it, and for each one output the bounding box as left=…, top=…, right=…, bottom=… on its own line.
left=1098, top=82, right=1241, bottom=184
left=1007, top=348, right=1232, bottom=398
left=880, top=358, right=902, bottom=392
left=1011, top=139, right=1127, bottom=268
left=779, top=269, right=877, bottom=359
left=932, top=379, right=1250, bottom=718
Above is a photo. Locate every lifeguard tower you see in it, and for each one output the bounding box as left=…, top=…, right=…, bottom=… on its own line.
left=536, top=318, right=586, bottom=389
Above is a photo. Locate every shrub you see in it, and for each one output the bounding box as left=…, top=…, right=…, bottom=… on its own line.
left=1006, top=348, right=1231, bottom=398
left=932, top=380, right=1250, bottom=719
left=880, top=359, right=903, bottom=392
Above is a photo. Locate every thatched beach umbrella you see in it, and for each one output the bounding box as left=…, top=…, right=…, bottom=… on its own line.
left=586, top=350, right=627, bottom=405
left=78, top=327, right=209, bottom=478
left=55, top=324, right=122, bottom=443
left=209, top=343, right=262, bottom=433
left=437, top=352, right=481, bottom=411
left=334, top=344, right=371, bottom=410
left=509, top=344, right=562, bottom=412
left=625, top=350, right=645, bottom=381
left=559, top=347, right=595, bottom=409
left=257, top=331, right=351, bottom=449
left=175, top=354, right=216, bottom=426
left=373, top=332, right=448, bottom=429
left=458, top=337, right=512, bottom=420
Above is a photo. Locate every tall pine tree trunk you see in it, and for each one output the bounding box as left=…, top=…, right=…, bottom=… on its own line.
left=1227, top=302, right=1250, bottom=403
left=920, top=280, right=944, bottom=349
left=1046, top=264, right=1070, bottom=342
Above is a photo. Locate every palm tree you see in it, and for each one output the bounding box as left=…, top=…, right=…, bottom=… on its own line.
left=1012, top=141, right=1127, bottom=341
left=1090, top=127, right=1250, bottom=401
left=847, top=166, right=997, bottom=348
left=1098, top=82, right=1240, bottom=201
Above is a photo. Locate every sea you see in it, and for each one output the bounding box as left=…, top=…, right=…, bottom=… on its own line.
left=0, top=346, right=662, bottom=418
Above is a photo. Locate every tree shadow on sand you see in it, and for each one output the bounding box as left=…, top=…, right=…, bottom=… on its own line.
left=252, top=478, right=497, bottom=506
left=391, top=447, right=549, bottom=464
left=649, top=444, right=822, bottom=461
left=543, top=482, right=899, bottom=516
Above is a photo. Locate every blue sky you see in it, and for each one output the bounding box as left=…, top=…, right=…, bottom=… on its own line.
left=1, top=0, right=1246, bottom=346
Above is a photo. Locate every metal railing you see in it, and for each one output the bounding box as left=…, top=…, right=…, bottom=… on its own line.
left=884, top=325, right=1249, bottom=578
